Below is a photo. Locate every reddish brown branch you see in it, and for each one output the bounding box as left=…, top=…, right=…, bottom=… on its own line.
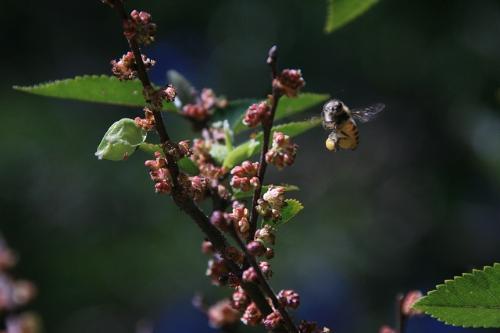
left=248, top=46, right=282, bottom=240
left=106, top=3, right=292, bottom=332
left=231, top=228, right=298, bottom=333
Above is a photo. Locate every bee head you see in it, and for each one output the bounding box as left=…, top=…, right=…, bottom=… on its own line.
left=322, top=99, right=345, bottom=122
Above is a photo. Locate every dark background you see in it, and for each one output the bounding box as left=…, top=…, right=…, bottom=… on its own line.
left=1, top=0, right=500, bottom=332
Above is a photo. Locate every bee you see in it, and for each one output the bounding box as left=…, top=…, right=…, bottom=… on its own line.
left=322, top=99, right=385, bottom=151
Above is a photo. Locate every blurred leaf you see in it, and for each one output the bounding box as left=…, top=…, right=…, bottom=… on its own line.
left=264, top=117, right=323, bottom=140
left=138, top=143, right=200, bottom=175
left=414, top=263, right=500, bottom=328
left=325, top=0, right=380, bottom=33
left=167, top=70, right=196, bottom=106
left=209, top=143, right=229, bottom=164
left=223, top=118, right=322, bottom=169
left=13, top=75, right=178, bottom=112
left=177, top=157, right=200, bottom=176
left=222, top=139, right=261, bottom=169
left=232, top=93, right=329, bottom=134
left=233, top=184, right=299, bottom=200
left=266, top=199, right=304, bottom=227
left=95, top=118, right=146, bottom=161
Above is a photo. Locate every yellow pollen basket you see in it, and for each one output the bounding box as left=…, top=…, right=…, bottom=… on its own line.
left=325, top=138, right=336, bottom=151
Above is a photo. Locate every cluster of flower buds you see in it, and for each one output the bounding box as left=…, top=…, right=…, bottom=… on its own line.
left=200, top=88, right=228, bottom=110
left=207, top=299, right=240, bottom=328
left=182, top=88, right=227, bottom=122
left=228, top=201, right=250, bottom=238
left=278, top=289, right=300, bottom=309
left=263, top=311, right=283, bottom=330
left=210, top=210, right=231, bottom=232
left=111, top=52, right=155, bottom=80
left=401, top=290, right=423, bottom=316
left=144, top=152, right=172, bottom=194
left=273, top=69, right=305, bottom=97
left=243, top=101, right=270, bottom=128
left=298, top=321, right=332, bottom=333
left=259, top=261, right=273, bottom=278
left=189, top=175, right=208, bottom=201
left=241, top=302, right=262, bottom=326
left=182, top=104, right=208, bottom=122
left=230, top=161, right=260, bottom=192
left=256, top=186, right=286, bottom=221
left=0, top=236, right=40, bottom=333
left=177, top=140, right=191, bottom=158
left=123, top=10, right=157, bottom=45
left=231, top=286, right=249, bottom=310
left=379, top=290, right=423, bottom=333
left=242, top=267, right=258, bottom=283
left=161, top=85, right=177, bottom=103
left=205, top=255, right=229, bottom=286
left=134, top=107, right=155, bottom=131
left=249, top=225, right=275, bottom=260
left=265, top=132, right=298, bottom=169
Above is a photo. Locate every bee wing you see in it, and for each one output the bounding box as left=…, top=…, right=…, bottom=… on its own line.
left=351, top=103, right=385, bottom=123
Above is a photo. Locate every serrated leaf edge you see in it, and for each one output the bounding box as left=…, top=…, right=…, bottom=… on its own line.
left=414, top=263, right=500, bottom=328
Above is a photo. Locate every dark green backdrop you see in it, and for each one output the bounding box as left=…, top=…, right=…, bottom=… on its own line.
left=1, top=0, right=499, bottom=332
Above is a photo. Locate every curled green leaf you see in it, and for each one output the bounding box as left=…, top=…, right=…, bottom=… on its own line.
left=95, top=118, right=147, bottom=161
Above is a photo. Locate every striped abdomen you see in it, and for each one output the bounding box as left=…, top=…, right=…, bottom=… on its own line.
left=337, top=118, right=359, bottom=150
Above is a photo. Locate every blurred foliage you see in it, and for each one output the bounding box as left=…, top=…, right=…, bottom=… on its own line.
left=324, top=0, right=380, bottom=33
left=1, top=0, right=500, bottom=333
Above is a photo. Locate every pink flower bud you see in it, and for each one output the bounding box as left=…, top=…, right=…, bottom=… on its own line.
left=207, top=299, right=240, bottom=328
left=263, top=311, right=282, bottom=330
left=241, top=302, right=262, bottom=326
left=247, top=241, right=266, bottom=257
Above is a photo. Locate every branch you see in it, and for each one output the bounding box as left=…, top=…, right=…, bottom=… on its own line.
left=231, top=228, right=299, bottom=333
left=248, top=45, right=282, bottom=241
left=106, top=3, right=290, bottom=332
left=396, top=294, right=407, bottom=333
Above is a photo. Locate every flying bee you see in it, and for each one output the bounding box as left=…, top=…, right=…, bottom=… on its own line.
left=322, top=99, right=385, bottom=151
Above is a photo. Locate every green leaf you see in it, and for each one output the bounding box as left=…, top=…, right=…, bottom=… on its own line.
left=209, top=143, right=229, bottom=164
left=138, top=143, right=199, bottom=175
left=13, top=75, right=178, bottom=112
left=222, top=139, right=261, bottom=170
left=167, top=70, right=196, bottom=106
left=177, top=157, right=200, bottom=176
left=414, top=263, right=500, bottom=328
left=223, top=117, right=322, bottom=169
left=325, top=0, right=380, bottom=33
left=232, top=93, right=329, bottom=134
left=233, top=184, right=299, bottom=200
left=95, top=118, right=147, bottom=161
left=268, top=199, right=303, bottom=227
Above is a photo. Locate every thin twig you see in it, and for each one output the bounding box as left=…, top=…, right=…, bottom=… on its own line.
left=396, top=294, right=407, bottom=333
left=248, top=45, right=282, bottom=241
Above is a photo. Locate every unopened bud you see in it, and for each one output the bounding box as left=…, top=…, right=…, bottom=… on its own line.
left=247, top=241, right=266, bottom=257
